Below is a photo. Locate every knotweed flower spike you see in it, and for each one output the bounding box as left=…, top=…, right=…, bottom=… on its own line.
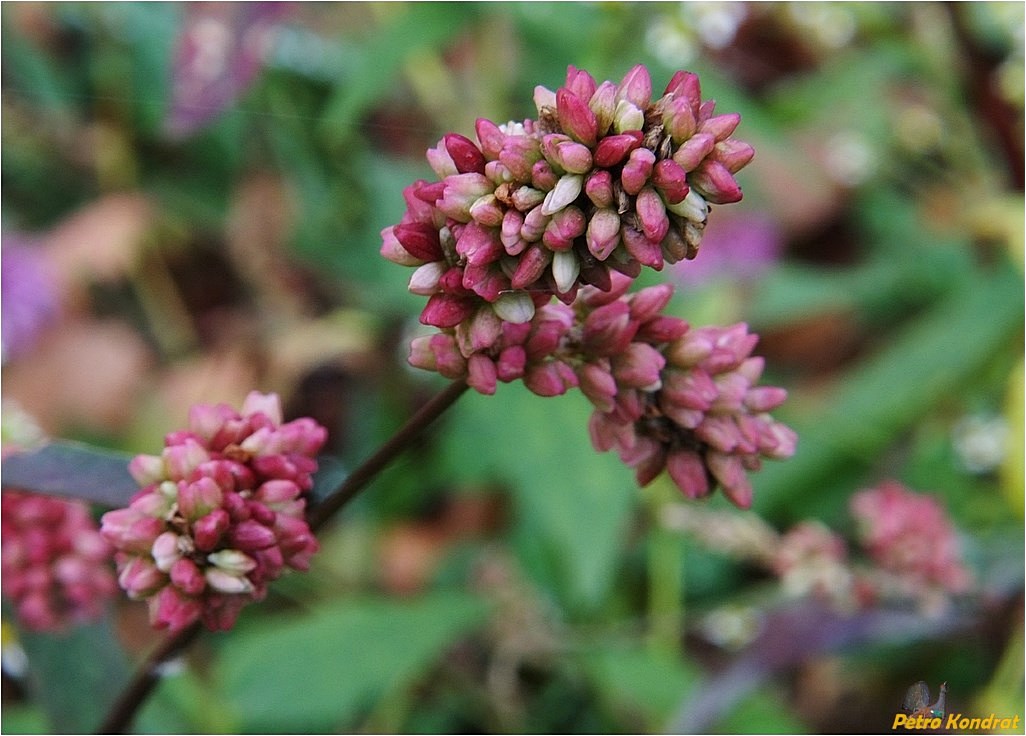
left=577, top=276, right=796, bottom=509
left=1, top=491, right=117, bottom=631
left=389, top=64, right=792, bottom=508
left=383, top=63, right=754, bottom=342
left=101, top=392, right=327, bottom=632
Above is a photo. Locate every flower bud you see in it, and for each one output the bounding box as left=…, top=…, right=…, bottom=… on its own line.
left=205, top=568, right=254, bottom=595
left=551, top=250, right=580, bottom=293
left=622, top=225, right=664, bottom=270
left=556, top=88, right=598, bottom=146
left=543, top=206, right=586, bottom=251
left=565, top=65, right=597, bottom=101
left=661, top=96, right=698, bottom=143
left=193, top=509, right=231, bottom=551
left=492, top=292, right=536, bottom=324
left=392, top=222, right=444, bottom=262
left=162, top=439, right=210, bottom=482
left=584, top=170, right=615, bottom=208
left=699, top=113, right=740, bottom=142
left=128, top=455, right=165, bottom=486
left=475, top=117, right=506, bottom=158
left=530, top=159, right=558, bottom=191
left=170, top=558, right=206, bottom=595
left=467, top=354, right=499, bottom=395
left=152, top=531, right=184, bottom=573
left=420, top=293, right=476, bottom=328
left=438, top=173, right=493, bottom=221
left=178, top=476, right=224, bottom=521
left=593, top=132, right=643, bottom=167
left=636, top=187, right=669, bottom=242
left=408, top=261, right=446, bottom=295
left=666, top=449, right=710, bottom=499
left=712, top=139, right=756, bottom=174
left=616, top=64, right=652, bottom=109
left=612, top=342, right=665, bottom=391
left=469, top=194, right=504, bottom=227
left=672, top=132, right=716, bottom=171
left=689, top=160, right=743, bottom=204
left=621, top=148, right=655, bottom=195
left=652, top=160, right=690, bottom=205
left=613, top=99, right=644, bottom=133
left=524, top=361, right=578, bottom=397
left=511, top=185, right=545, bottom=212
left=586, top=208, right=621, bottom=261
left=496, top=345, right=527, bottom=382
left=510, top=244, right=552, bottom=289
left=444, top=133, right=487, bottom=174
left=588, top=81, right=618, bottom=133
left=541, top=174, right=584, bottom=216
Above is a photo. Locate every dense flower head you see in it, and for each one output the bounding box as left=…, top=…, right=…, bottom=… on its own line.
left=382, top=63, right=753, bottom=340
left=581, top=276, right=796, bottom=509
left=2, top=491, right=116, bottom=631
left=849, top=481, right=971, bottom=596
left=100, top=392, right=327, bottom=632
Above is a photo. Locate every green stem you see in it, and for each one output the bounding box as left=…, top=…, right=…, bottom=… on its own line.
left=646, top=479, right=685, bottom=655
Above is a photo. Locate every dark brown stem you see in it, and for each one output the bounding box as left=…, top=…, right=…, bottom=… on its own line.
left=97, top=379, right=469, bottom=733
left=97, top=621, right=202, bottom=733
left=307, top=379, right=469, bottom=531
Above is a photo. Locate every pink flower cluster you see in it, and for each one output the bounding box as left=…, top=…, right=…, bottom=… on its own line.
left=382, top=63, right=753, bottom=339
left=408, top=300, right=579, bottom=397
left=2, top=491, right=116, bottom=631
left=850, top=481, right=971, bottom=595
left=582, top=276, right=797, bottom=508
left=384, top=63, right=793, bottom=507
left=100, top=392, right=327, bottom=632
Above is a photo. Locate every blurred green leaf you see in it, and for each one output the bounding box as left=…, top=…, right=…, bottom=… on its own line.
left=439, top=384, right=635, bottom=613
left=0, top=704, right=50, bottom=735
left=713, top=686, right=810, bottom=734
left=755, top=263, right=1023, bottom=521
left=1, top=441, right=135, bottom=507
left=19, top=616, right=132, bottom=733
left=216, top=593, right=489, bottom=732
left=318, top=3, right=479, bottom=147
left=581, top=645, right=700, bottom=731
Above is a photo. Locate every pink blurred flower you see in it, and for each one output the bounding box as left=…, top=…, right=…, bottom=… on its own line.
left=669, top=212, right=782, bottom=287
left=1, top=236, right=60, bottom=360
left=2, top=491, right=116, bottom=631
left=164, top=3, right=288, bottom=139
left=101, top=391, right=327, bottom=632
left=850, top=481, right=971, bottom=595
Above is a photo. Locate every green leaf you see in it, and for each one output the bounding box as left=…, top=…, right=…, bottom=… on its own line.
left=755, top=264, right=1024, bottom=521
left=439, top=384, right=636, bottom=613
left=1, top=442, right=135, bottom=508
left=581, top=645, right=700, bottom=730
left=713, top=686, right=810, bottom=734
left=318, top=3, right=479, bottom=147
left=19, top=616, right=132, bottom=734
left=215, top=593, right=489, bottom=732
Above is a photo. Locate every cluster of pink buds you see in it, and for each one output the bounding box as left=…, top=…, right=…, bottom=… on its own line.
left=385, top=63, right=794, bottom=508
left=581, top=275, right=796, bottom=508
left=1, top=491, right=116, bottom=631
left=382, top=63, right=753, bottom=340
left=408, top=300, right=579, bottom=397
left=850, top=481, right=971, bottom=597
left=100, top=392, right=327, bottom=632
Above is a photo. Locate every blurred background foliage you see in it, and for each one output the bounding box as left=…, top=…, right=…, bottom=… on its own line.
left=1, top=2, right=1023, bottom=733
